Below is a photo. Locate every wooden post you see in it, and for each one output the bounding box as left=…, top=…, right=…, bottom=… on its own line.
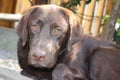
left=101, top=0, right=114, bottom=39
left=47, top=0, right=51, bottom=4
left=50, top=0, right=61, bottom=5
left=106, top=0, right=114, bottom=15
left=76, top=0, right=86, bottom=24
left=15, top=0, right=31, bottom=14
left=92, top=0, right=105, bottom=37
left=83, top=0, right=96, bottom=34
left=0, top=0, right=15, bottom=28
left=100, top=0, right=108, bottom=38
left=62, top=0, right=68, bottom=3
left=103, top=0, right=120, bottom=41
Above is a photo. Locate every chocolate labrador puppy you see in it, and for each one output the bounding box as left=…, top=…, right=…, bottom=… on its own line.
left=17, top=5, right=120, bottom=80
left=17, top=5, right=79, bottom=80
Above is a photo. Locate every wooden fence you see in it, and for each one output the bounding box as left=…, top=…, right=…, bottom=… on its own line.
left=50, top=0, right=114, bottom=37
left=0, top=0, right=114, bottom=37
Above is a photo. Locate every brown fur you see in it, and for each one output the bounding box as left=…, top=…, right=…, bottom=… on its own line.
left=17, top=5, right=120, bottom=80
left=89, top=48, right=120, bottom=80
left=17, top=5, right=82, bottom=80
left=52, top=35, right=120, bottom=80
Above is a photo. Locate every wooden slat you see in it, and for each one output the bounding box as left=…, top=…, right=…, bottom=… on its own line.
left=47, top=0, right=51, bottom=4
left=50, top=0, right=61, bottom=5
left=100, top=0, right=108, bottom=38
left=106, top=0, right=114, bottom=15
left=15, top=0, right=31, bottom=14
left=76, top=0, right=86, bottom=24
left=92, top=0, right=106, bottom=37
left=0, top=0, right=15, bottom=28
left=103, top=0, right=120, bottom=41
left=83, top=0, right=96, bottom=34
left=0, top=0, right=13, bottom=13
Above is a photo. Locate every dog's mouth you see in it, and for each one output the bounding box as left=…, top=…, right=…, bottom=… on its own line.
left=28, top=51, right=58, bottom=68
left=31, top=54, right=46, bottom=62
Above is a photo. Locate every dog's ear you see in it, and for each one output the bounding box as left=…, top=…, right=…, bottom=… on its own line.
left=61, top=8, right=83, bottom=51
left=17, top=7, right=38, bottom=46
left=17, top=15, right=28, bottom=46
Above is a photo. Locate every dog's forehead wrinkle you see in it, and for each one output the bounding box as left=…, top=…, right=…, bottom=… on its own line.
left=34, top=24, right=51, bottom=38
left=30, top=6, right=68, bottom=30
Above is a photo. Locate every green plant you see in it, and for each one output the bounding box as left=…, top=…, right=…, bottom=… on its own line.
left=103, top=15, right=110, bottom=26
left=103, top=14, right=120, bottom=44
left=116, top=18, right=120, bottom=36
left=60, top=0, right=91, bottom=12
left=114, top=17, right=120, bottom=44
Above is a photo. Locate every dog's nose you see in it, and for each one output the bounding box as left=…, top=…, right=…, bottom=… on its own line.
left=32, top=52, right=46, bottom=61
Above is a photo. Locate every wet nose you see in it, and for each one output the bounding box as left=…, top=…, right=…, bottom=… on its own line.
left=32, top=52, right=46, bottom=61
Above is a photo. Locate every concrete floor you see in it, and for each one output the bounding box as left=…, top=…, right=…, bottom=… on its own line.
left=0, top=27, right=18, bottom=51
left=0, top=27, right=32, bottom=80
left=0, top=67, right=32, bottom=80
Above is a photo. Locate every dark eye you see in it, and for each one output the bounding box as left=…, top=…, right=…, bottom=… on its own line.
left=31, top=25, right=40, bottom=34
left=51, top=24, right=63, bottom=37
left=55, top=27, right=63, bottom=32
left=37, top=20, right=42, bottom=26
left=31, top=20, right=42, bottom=34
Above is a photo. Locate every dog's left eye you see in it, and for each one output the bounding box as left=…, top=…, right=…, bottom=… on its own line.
left=53, top=27, right=62, bottom=34
left=51, top=26, right=64, bottom=40
left=51, top=24, right=63, bottom=36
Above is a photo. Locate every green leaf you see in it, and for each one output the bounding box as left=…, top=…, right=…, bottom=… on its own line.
left=117, top=29, right=120, bottom=36
left=103, top=15, right=110, bottom=21
left=117, top=18, right=120, bottom=24
left=86, top=0, right=91, bottom=4
left=103, top=15, right=110, bottom=26
left=72, top=0, right=80, bottom=6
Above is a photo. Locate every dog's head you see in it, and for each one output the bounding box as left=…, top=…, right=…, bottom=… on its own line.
left=17, top=5, right=83, bottom=68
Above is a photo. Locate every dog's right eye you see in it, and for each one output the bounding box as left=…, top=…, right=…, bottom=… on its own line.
left=31, top=25, right=40, bottom=34
left=30, top=20, right=43, bottom=34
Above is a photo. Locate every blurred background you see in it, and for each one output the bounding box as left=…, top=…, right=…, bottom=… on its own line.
left=0, top=0, right=120, bottom=43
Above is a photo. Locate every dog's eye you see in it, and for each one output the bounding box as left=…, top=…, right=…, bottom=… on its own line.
left=31, top=25, right=40, bottom=34
left=37, top=20, right=42, bottom=26
left=51, top=23, right=63, bottom=35
left=51, top=27, right=63, bottom=39
left=52, top=27, right=62, bottom=34
left=30, top=20, right=42, bottom=34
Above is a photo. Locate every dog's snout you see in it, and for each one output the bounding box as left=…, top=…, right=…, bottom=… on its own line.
left=32, top=52, right=46, bottom=61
